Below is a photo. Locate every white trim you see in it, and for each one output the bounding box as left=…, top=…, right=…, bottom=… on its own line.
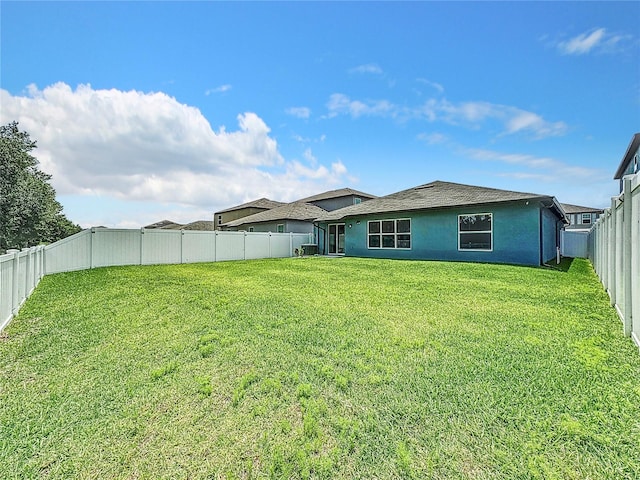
left=367, top=218, right=411, bottom=250
left=458, top=213, right=493, bottom=252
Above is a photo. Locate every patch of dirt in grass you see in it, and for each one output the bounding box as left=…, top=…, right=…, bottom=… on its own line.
left=0, top=331, right=9, bottom=342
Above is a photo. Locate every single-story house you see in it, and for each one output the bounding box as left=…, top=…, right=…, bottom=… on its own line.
left=614, top=132, right=640, bottom=193
left=561, top=203, right=604, bottom=231
left=222, top=202, right=327, bottom=234
left=315, top=180, right=568, bottom=266
left=214, top=198, right=285, bottom=230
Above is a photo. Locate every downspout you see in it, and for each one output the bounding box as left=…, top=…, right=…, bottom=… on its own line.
left=539, top=207, right=544, bottom=266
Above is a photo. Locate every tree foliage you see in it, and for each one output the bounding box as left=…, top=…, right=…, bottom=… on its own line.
left=0, top=121, right=81, bottom=252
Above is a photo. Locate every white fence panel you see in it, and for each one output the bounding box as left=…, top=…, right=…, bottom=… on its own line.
left=183, top=231, right=216, bottom=263
left=561, top=230, right=589, bottom=258
left=142, top=229, right=183, bottom=265
left=93, top=229, right=142, bottom=267
left=0, top=253, right=16, bottom=330
left=589, top=173, right=640, bottom=351
left=44, top=229, right=91, bottom=274
left=0, top=246, right=46, bottom=332
left=245, top=233, right=271, bottom=260
left=270, top=234, right=292, bottom=258
left=215, top=232, right=246, bottom=261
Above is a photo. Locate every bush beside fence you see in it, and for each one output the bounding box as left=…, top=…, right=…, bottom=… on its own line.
left=1, top=228, right=313, bottom=332
left=589, top=173, right=640, bottom=350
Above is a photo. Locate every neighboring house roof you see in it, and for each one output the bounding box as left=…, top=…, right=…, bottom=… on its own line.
left=614, top=133, right=640, bottom=179
left=295, top=188, right=377, bottom=203
left=144, top=219, right=183, bottom=229
left=560, top=203, right=604, bottom=214
left=215, top=197, right=286, bottom=214
left=223, top=202, right=328, bottom=227
left=316, top=180, right=567, bottom=222
left=181, top=220, right=216, bottom=231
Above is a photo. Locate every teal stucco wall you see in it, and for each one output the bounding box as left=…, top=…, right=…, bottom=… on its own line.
left=320, top=201, right=554, bottom=266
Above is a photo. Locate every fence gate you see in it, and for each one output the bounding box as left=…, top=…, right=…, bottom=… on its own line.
left=561, top=230, right=589, bottom=258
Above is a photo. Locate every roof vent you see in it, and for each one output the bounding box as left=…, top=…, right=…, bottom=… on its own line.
left=414, top=183, right=435, bottom=190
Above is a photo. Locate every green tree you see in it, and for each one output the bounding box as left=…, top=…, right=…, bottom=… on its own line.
left=0, top=121, right=81, bottom=252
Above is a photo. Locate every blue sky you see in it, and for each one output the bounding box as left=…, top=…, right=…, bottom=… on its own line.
left=2, top=1, right=639, bottom=228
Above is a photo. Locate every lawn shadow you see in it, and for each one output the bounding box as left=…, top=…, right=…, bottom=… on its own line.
left=545, top=257, right=575, bottom=273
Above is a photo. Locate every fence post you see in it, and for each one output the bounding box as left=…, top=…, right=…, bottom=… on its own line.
left=9, top=250, right=19, bottom=316
left=90, top=228, right=96, bottom=269
left=214, top=231, right=218, bottom=263
left=268, top=232, right=272, bottom=258
left=289, top=233, right=293, bottom=257
left=181, top=229, right=185, bottom=264
left=623, top=177, right=633, bottom=336
left=608, top=198, right=616, bottom=306
left=24, top=248, right=31, bottom=297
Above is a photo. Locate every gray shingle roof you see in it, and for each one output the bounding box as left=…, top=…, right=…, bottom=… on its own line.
left=295, top=188, right=376, bottom=203
left=560, top=203, right=604, bottom=214
left=316, top=181, right=556, bottom=222
left=215, top=198, right=285, bottom=214
left=223, top=202, right=328, bottom=227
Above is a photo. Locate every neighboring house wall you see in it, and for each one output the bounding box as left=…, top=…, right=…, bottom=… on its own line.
left=565, top=212, right=601, bottom=230
left=310, top=195, right=364, bottom=212
left=235, top=220, right=314, bottom=234
left=216, top=207, right=270, bottom=230
left=320, top=202, right=559, bottom=266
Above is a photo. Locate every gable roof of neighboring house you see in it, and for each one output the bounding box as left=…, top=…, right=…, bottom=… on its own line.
left=223, top=202, right=328, bottom=227
left=560, top=203, right=604, bottom=214
left=215, top=197, right=286, bottom=214
left=144, top=219, right=183, bottom=229
left=295, top=188, right=377, bottom=203
left=614, top=132, right=640, bottom=179
left=316, top=180, right=567, bottom=222
left=181, top=220, right=216, bottom=231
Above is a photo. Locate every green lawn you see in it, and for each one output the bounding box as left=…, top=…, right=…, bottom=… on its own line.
left=1, top=257, right=639, bottom=479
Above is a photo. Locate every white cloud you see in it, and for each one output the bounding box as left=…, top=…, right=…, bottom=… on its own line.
left=326, top=93, right=395, bottom=119
left=554, top=28, right=633, bottom=56
left=349, top=63, right=383, bottom=75
left=326, top=93, right=567, bottom=139
left=205, top=84, right=232, bottom=95
left=0, top=83, right=353, bottom=226
left=285, top=106, right=311, bottom=119
left=464, top=147, right=605, bottom=180
left=416, top=78, right=444, bottom=94
left=416, top=132, right=448, bottom=145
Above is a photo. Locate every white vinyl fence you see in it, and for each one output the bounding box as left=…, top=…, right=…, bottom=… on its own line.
left=1, top=228, right=313, bottom=331
left=589, top=173, right=640, bottom=350
left=0, top=246, right=46, bottom=332
left=561, top=230, right=590, bottom=258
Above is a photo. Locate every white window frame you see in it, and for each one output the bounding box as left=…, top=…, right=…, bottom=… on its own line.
left=458, top=213, right=493, bottom=252
left=581, top=213, right=591, bottom=224
left=277, top=224, right=284, bottom=233
left=367, top=218, right=411, bottom=250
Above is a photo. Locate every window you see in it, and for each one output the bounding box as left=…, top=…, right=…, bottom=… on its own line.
left=581, top=213, right=591, bottom=224
left=217, top=215, right=222, bottom=225
left=277, top=224, right=284, bottom=233
left=368, top=219, right=411, bottom=249
left=354, top=197, right=362, bottom=205
left=248, top=227, right=254, bottom=232
left=459, top=214, right=492, bottom=251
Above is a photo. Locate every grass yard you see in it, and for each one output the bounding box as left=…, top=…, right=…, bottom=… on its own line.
left=1, top=257, right=639, bottom=479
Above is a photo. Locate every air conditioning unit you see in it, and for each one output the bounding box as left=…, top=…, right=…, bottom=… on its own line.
left=300, top=243, right=318, bottom=256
